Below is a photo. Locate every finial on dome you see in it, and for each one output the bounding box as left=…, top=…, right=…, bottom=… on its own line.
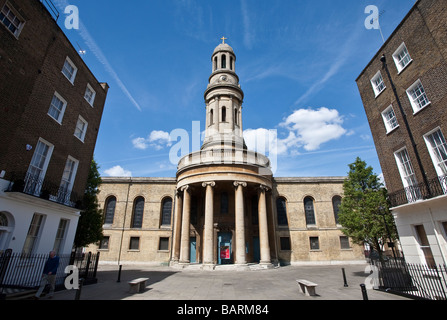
left=221, top=36, right=227, bottom=44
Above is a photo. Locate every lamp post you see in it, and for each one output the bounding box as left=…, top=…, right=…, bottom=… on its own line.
left=378, top=206, right=397, bottom=262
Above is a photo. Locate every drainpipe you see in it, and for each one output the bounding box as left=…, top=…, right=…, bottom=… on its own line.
left=118, top=179, right=132, bottom=265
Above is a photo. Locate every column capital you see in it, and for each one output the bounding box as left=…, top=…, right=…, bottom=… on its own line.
left=233, top=181, right=247, bottom=188
left=180, top=185, right=190, bottom=193
left=202, top=181, right=216, bottom=188
left=258, top=184, right=270, bottom=192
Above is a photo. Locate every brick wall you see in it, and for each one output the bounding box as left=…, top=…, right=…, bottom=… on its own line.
left=0, top=0, right=108, bottom=196
left=356, top=0, right=447, bottom=195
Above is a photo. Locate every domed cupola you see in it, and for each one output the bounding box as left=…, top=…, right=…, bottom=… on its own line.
left=202, top=38, right=246, bottom=150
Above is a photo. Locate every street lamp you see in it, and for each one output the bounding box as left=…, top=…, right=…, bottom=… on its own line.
left=378, top=206, right=398, bottom=262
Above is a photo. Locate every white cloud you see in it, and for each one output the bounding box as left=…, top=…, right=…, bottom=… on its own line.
left=280, top=107, right=347, bottom=151
left=104, top=165, right=132, bottom=177
left=132, top=130, right=172, bottom=150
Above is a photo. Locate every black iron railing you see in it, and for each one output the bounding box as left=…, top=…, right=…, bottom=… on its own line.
left=371, top=259, right=447, bottom=300
left=0, top=250, right=100, bottom=296
left=388, top=175, right=447, bottom=207
left=5, top=172, right=83, bottom=209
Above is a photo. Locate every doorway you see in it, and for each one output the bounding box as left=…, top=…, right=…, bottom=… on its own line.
left=218, top=232, right=232, bottom=265
left=190, top=237, right=196, bottom=263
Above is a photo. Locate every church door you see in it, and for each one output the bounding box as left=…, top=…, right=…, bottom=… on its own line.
left=218, top=232, right=232, bottom=265
left=190, top=237, right=196, bottom=263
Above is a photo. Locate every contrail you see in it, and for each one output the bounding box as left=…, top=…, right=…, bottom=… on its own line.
left=53, top=0, right=142, bottom=111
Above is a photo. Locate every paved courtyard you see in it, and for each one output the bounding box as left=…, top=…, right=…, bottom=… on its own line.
left=51, top=263, right=410, bottom=301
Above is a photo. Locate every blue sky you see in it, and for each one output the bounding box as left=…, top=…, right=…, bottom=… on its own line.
left=54, top=0, right=416, bottom=179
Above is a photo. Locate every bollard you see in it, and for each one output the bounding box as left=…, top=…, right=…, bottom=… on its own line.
left=342, top=268, right=348, bottom=287
left=117, top=265, right=122, bottom=283
left=75, top=278, right=85, bottom=300
left=360, top=284, right=368, bottom=300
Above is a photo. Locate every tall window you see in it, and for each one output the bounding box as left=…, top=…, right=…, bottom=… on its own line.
left=84, top=84, right=96, bottom=106
left=221, top=54, right=226, bottom=69
left=23, top=214, right=45, bottom=255
left=221, top=192, right=228, bottom=214
left=276, top=197, right=288, bottom=226
left=381, top=105, right=399, bottom=133
left=414, top=225, right=435, bottom=268
left=53, top=219, right=69, bottom=254
left=210, top=109, right=214, bottom=126
left=104, top=196, right=116, bottom=224
left=59, top=156, right=78, bottom=202
left=26, top=139, right=54, bottom=195
left=393, top=43, right=412, bottom=73
left=0, top=3, right=24, bottom=37
left=424, top=128, right=447, bottom=176
left=161, top=197, right=172, bottom=226
left=74, top=115, right=88, bottom=142
left=222, top=107, right=226, bottom=122
left=394, top=148, right=421, bottom=202
left=230, top=56, right=234, bottom=71
left=62, top=57, right=77, bottom=83
left=371, top=71, right=386, bottom=97
left=304, top=197, right=316, bottom=225
left=332, top=196, right=342, bottom=224
left=407, top=80, right=430, bottom=113
left=131, top=197, right=145, bottom=228
left=48, top=92, right=67, bottom=123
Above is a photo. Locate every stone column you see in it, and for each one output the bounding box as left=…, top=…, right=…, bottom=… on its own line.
left=234, top=181, right=247, bottom=265
left=258, top=185, right=271, bottom=265
left=179, top=185, right=191, bottom=264
left=171, top=190, right=183, bottom=263
left=202, top=181, right=216, bottom=266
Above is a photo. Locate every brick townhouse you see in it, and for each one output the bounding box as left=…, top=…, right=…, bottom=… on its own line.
left=356, top=0, right=447, bottom=266
left=0, top=0, right=108, bottom=256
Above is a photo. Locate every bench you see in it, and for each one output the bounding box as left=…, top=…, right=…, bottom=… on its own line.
left=128, top=278, right=149, bottom=293
left=296, top=279, right=318, bottom=296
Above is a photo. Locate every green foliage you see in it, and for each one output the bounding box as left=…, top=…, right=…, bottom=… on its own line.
left=74, top=159, right=104, bottom=248
left=338, top=157, right=398, bottom=259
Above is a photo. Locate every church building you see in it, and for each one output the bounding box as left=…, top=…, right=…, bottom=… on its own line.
left=90, top=41, right=365, bottom=268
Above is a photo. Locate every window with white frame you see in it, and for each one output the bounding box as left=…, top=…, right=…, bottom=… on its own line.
left=393, top=43, right=412, bottom=73
left=59, top=156, right=79, bottom=196
left=424, top=128, right=447, bottom=178
left=48, top=92, right=67, bottom=123
left=394, top=147, right=422, bottom=202
left=381, top=105, right=399, bottom=133
left=371, top=71, right=386, bottom=97
left=53, top=219, right=69, bottom=255
left=407, top=80, right=430, bottom=113
left=74, top=116, right=88, bottom=142
left=84, top=83, right=96, bottom=106
left=0, top=3, right=25, bottom=38
left=62, top=57, right=77, bottom=84
left=25, top=139, right=54, bottom=195
left=22, top=213, right=45, bottom=256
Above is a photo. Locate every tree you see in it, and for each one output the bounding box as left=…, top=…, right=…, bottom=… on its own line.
left=338, top=157, right=398, bottom=261
left=74, top=159, right=104, bottom=249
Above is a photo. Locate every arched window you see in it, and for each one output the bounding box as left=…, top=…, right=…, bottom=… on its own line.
left=276, top=197, right=288, bottom=226
left=161, top=197, right=173, bottom=226
left=304, top=197, right=316, bottom=225
left=0, top=212, right=8, bottom=227
left=131, top=197, right=144, bottom=228
left=221, top=54, right=226, bottom=69
left=332, top=196, right=342, bottom=224
left=230, top=56, right=234, bottom=70
left=234, top=109, right=238, bottom=125
left=210, top=109, right=214, bottom=126
left=221, top=192, right=228, bottom=214
left=214, top=57, right=217, bottom=71
left=104, top=196, right=116, bottom=224
left=222, top=107, right=226, bottom=122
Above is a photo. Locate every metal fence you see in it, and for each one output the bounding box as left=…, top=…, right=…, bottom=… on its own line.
left=0, top=250, right=100, bottom=294
left=371, top=258, right=447, bottom=300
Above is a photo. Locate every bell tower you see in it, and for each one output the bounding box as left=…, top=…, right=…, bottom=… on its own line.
left=202, top=38, right=246, bottom=151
